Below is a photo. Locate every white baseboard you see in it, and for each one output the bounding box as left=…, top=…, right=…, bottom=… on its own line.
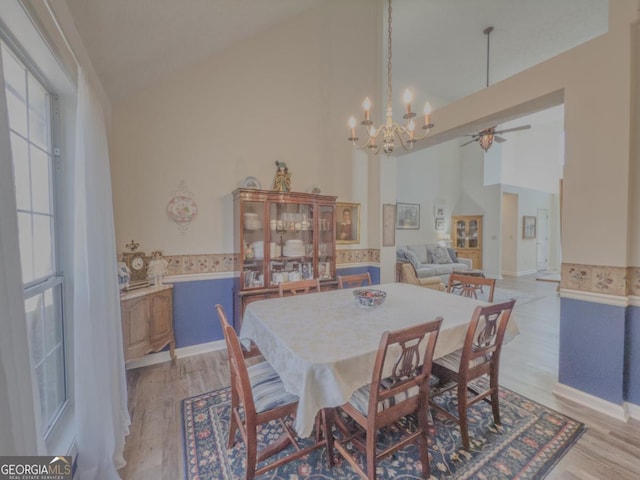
left=553, top=382, right=629, bottom=422
left=501, top=269, right=542, bottom=277
left=517, top=269, right=538, bottom=276
left=483, top=273, right=503, bottom=280
left=626, top=401, right=640, bottom=420
left=125, top=340, right=226, bottom=370
left=500, top=270, right=519, bottom=277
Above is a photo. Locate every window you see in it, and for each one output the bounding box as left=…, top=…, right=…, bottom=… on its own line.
left=1, top=42, right=67, bottom=437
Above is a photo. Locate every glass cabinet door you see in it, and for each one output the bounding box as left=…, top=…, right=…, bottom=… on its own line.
left=468, top=219, right=478, bottom=248
left=268, top=201, right=314, bottom=287
left=317, top=205, right=335, bottom=280
left=241, top=200, right=266, bottom=289
left=456, top=219, right=467, bottom=248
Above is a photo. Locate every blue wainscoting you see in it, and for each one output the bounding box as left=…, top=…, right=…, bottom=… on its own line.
left=626, top=305, right=640, bottom=404
left=172, top=278, right=235, bottom=348
left=559, top=298, right=626, bottom=404
left=171, top=265, right=381, bottom=348
left=336, top=265, right=381, bottom=285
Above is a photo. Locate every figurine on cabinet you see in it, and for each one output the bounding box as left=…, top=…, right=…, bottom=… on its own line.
left=148, top=251, right=169, bottom=286
left=272, top=161, right=292, bottom=192
left=118, top=255, right=130, bottom=291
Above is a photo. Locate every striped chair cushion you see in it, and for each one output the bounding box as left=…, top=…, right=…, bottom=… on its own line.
left=348, top=378, right=419, bottom=416
left=433, top=349, right=489, bottom=373
left=247, top=361, right=298, bottom=413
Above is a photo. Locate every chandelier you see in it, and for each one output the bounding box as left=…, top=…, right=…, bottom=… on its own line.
left=348, top=0, right=433, bottom=155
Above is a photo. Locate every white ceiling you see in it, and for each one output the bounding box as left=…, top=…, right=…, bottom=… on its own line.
left=64, top=0, right=608, bottom=105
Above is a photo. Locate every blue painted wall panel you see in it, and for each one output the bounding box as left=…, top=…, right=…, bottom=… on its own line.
left=626, top=305, right=640, bottom=404
left=172, top=278, right=235, bottom=347
left=370, top=266, right=381, bottom=285
left=559, top=298, right=625, bottom=404
left=336, top=265, right=381, bottom=285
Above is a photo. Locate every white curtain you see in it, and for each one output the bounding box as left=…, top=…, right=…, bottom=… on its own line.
left=0, top=38, right=45, bottom=458
left=74, top=67, right=130, bottom=479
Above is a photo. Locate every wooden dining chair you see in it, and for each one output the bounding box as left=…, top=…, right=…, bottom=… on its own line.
left=430, top=299, right=515, bottom=450
left=338, top=272, right=372, bottom=289
left=217, top=303, right=261, bottom=359
left=278, top=278, right=321, bottom=297
left=215, top=304, right=333, bottom=480
left=447, top=273, right=496, bottom=302
left=333, top=318, right=443, bottom=480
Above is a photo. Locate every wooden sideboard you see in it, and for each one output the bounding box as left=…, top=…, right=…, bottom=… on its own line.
left=120, top=284, right=176, bottom=363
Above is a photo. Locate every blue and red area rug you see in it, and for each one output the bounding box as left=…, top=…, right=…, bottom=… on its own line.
left=183, top=379, right=584, bottom=479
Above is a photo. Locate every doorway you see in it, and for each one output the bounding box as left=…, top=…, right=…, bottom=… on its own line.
left=536, top=208, right=550, bottom=271
left=501, top=193, right=518, bottom=276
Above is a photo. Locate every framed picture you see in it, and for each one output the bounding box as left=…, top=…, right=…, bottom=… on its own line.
left=396, top=203, right=420, bottom=229
left=336, top=202, right=360, bottom=244
left=382, top=204, right=396, bottom=246
left=434, top=204, right=445, bottom=217
left=318, top=261, right=331, bottom=280
left=523, top=216, right=536, bottom=239
left=435, top=217, right=445, bottom=231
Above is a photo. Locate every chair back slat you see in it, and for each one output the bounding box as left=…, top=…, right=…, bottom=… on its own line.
left=278, top=278, right=321, bottom=296
left=338, top=273, right=372, bottom=289
left=368, top=318, right=442, bottom=419
left=461, top=300, right=515, bottom=372
left=447, top=273, right=496, bottom=302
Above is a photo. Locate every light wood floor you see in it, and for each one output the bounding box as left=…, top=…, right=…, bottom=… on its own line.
left=119, top=275, right=640, bottom=479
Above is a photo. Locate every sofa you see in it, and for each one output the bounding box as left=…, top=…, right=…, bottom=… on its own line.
left=396, top=243, right=473, bottom=284
left=397, top=262, right=446, bottom=291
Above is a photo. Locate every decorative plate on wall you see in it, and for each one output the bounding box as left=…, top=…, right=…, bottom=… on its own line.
left=242, top=176, right=262, bottom=189
left=167, top=195, right=197, bottom=224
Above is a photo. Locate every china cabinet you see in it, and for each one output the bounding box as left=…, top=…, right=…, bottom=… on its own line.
left=452, top=215, right=483, bottom=270
left=120, top=284, right=176, bottom=363
left=233, top=188, right=337, bottom=328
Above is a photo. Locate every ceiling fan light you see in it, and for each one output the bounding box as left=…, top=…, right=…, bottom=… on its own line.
left=479, top=134, right=494, bottom=151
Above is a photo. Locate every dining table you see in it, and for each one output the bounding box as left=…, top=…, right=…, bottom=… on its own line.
left=240, top=282, right=519, bottom=437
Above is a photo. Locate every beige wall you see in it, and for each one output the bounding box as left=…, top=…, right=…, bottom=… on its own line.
left=395, top=139, right=463, bottom=246
left=630, top=21, right=640, bottom=266
left=111, top=0, right=382, bottom=255
left=458, top=148, right=501, bottom=276
left=419, top=0, right=638, bottom=268
left=111, top=0, right=640, bottom=268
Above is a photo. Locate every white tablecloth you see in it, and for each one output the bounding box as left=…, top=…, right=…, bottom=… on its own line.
left=240, top=282, right=519, bottom=437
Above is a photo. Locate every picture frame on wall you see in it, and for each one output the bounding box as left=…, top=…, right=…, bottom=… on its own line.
left=382, top=204, right=396, bottom=246
left=396, top=203, right=420, bottom=230
left=336, top=202, right=360, bottom=244
left=434, top=204, right=445, bottom=217
left=435, top=217, right=445, bottom=231
left=523, top=215, right=536, bottom=239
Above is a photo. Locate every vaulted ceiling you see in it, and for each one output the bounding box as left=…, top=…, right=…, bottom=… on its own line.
left=65, top=0, right=608, bottom=106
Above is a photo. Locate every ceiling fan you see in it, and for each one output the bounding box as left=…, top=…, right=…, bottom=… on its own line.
left=461, top=26, right=531, bottom=152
